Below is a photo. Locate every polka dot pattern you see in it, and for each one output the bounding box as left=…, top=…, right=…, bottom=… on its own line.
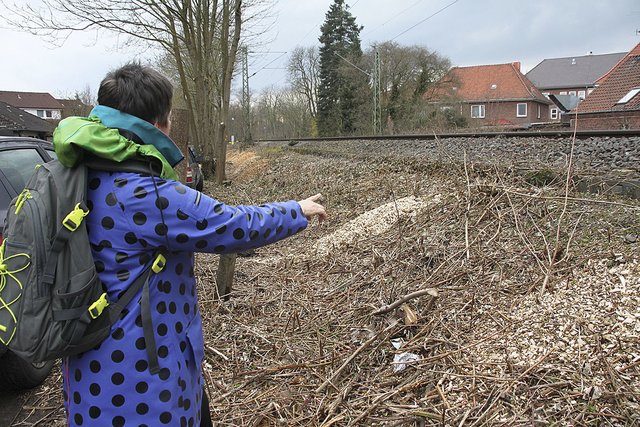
left=64, top=169, right=308, bottom=426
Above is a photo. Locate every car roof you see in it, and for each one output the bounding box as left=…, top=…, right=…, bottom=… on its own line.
left=0, top=136, right=52, bottom=146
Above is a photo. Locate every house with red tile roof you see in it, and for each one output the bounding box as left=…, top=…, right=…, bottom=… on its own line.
left=526, top=52, right=625, bottom=121
left=427, top=62, right=552, bottom=128
left=570, top=43, right=640, bottom=130
left=0, top=91, right=63, bottom=122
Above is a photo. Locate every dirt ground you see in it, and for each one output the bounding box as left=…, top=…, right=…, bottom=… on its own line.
left=13, top=139, right=640, bottom=426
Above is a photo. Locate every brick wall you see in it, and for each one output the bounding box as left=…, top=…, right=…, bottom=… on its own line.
left=571, top=111, right=640, bottom=130
left=462, top=101, right=550, bottom=127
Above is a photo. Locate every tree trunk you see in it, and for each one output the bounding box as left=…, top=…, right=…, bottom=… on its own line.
left=215, top=0, right=242, bottom=185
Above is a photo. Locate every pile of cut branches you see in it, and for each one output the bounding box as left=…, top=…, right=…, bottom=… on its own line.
left=197, top=142, right=640, bottom=426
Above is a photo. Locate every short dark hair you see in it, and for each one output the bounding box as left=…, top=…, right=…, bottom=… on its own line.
left=98, top=63, right=173, bottom=126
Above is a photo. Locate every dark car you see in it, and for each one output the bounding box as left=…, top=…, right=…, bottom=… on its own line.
left=186, top=145, right=204, bottom=191
left=0, top=136, right=57, bottom=390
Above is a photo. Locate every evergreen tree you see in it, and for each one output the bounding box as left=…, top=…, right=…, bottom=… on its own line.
left=317, top=0, right=368, bottom=136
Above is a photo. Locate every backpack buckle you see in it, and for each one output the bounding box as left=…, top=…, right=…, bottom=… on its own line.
left=88, top=293, right=109, bottom=319
left=151, top=254, right=166, bottom=274
left=63, top=203, right=90, bottom=232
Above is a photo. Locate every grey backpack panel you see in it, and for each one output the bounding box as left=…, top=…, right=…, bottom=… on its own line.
left=0, top=160, right=107, bottom=362
left=0, top=159, right=163, bottom=366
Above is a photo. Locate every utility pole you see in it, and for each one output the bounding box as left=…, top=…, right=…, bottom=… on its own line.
left=372, top=47, right=382, bottom=135
left=241, top=45, right=252, bottom=142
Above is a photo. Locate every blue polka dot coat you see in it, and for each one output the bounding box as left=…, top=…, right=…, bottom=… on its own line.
left=62, top=170, right=307, bottom=427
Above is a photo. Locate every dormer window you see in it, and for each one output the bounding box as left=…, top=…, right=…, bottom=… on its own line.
left=617, top=87, right=640, bottom=104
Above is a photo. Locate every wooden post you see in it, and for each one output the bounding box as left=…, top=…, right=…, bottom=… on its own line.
left=216, top=254, right=237, bottom=301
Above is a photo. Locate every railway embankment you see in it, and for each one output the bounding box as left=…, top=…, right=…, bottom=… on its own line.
left=280, top=135, right=640, bottom=199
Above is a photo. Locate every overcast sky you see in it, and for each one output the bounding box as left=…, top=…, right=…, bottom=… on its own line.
left=0, top=0, right=638, bottom=100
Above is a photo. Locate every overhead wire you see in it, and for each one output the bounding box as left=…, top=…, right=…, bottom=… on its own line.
left=248, top=51, right=289, bottom=78
left=249, top=0, right=364, bottom=86
left=253, top=0, right=459, bottom=89
left=390, top=0, right=460, bottom=42
left=363, top=0, right=427, bottom=37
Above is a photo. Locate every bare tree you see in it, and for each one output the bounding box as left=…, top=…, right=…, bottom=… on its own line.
left=2, top=0, right=268, bottom=184
left=56, top=84, right=96, bottom=117
left=248, top=86, right=313, bottom=140
left=287, top=46, right=319, bottom=119
left=364, top=42, right=451, bottom=132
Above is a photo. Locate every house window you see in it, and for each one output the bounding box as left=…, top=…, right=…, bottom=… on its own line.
left=559, top=91, right=567, bottom=95
left=36, top=110, right=45, bottom=118
left=578, top=90, right=586, bottom=100
left=471, top=105, right=485, bottom=119
left=568, top=91, right=577, bottom=96
left=550, top=108, right=558, bottom=120
left=45, top=110, right=53, bottom=118
left=516, top=103, right=527, bottom=117
left=537, top=105, right=541, bottom=119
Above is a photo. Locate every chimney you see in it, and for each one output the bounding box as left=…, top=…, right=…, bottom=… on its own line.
left=512, top=61, right=521, bottom=71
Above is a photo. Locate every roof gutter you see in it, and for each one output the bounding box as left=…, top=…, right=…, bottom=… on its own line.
left=534, top=84, right=595, bottom=90
left=572, top=108, right=640, bottom=115
left=459, top=98, right=552, bottom=105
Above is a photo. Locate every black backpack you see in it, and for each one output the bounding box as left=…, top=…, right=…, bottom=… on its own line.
left=0, top=159, right=166, bottom=373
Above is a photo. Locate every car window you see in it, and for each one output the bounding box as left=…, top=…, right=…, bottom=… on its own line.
left=45, top=148, right=58, bottom=161
left=0, top=180, right=14, bottom=230
left=188, top=146, right=203, bottom=163
left=0, top=149, right=45, bottom=192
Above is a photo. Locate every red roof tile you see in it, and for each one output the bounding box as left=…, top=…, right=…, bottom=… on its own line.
left=0, top=91, right=63, bottom=110
left=577, top=43, right=640, bottom=113
left=428, top=63, right=549, bottom=103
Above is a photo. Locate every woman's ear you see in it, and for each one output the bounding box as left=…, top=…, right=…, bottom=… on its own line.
left=154, top=122, right=171, bottom=135
left=154, top=111, right=172, bottom=135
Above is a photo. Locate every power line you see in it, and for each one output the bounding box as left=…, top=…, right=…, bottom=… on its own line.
left=249, top=51, right=289, bottom=77
left=364, top=0, right=427, bottom=37
left=390, top=0, right=461, bottom=42
left=334, top=52, right=371, bottom=77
